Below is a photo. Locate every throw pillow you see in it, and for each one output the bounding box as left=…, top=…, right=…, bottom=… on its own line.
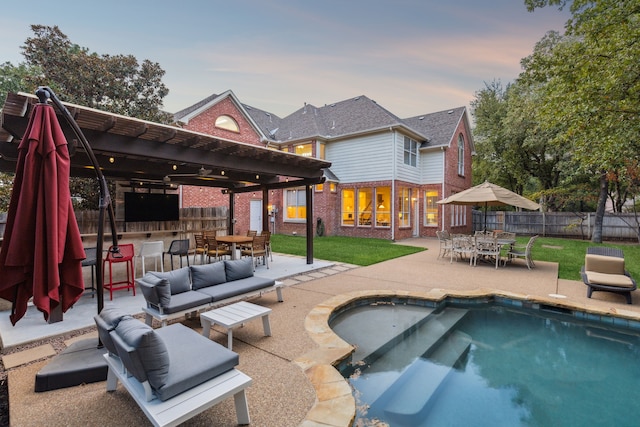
left=224, top=258, right=254, bottom=281
left=190, top=262, right=227, bottom=289
left=151, top=267, right=191, bottom=295
left=115, top=317, right=170, bottom=391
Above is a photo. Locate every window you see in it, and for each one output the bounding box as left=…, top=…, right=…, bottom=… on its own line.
left=285, top=188, right=306, bottom=221
left=342, top=189, right=355, bottom=226
left=424, top=191, right=438, bottom=226
left=457, top=134, right=465, bottom=175
left=404, top=136, right=417, bottom=167
left=358, top=188, right=372, bottom=226
left=398, top=187, right=411, bottom=227
left=295, top=143, right=313, bottom=157
left=330, top=182, right=337, bottom=192
left=315, top=183, right=324, bottom=192
left=375, top=187, right=391, bottom=227
left=318, top=143, right=326, bottom=159
left=450, top=203, right=467, bottom=226
left=215, top=115, right=239, bottom=132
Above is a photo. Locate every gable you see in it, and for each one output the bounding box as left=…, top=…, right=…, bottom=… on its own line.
left=181, top=96, right=263, bottom=146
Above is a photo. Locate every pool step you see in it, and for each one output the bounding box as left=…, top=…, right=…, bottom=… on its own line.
left=381, top=330, right=472, bottom=425
left=350, top=308, right=468, bottom=407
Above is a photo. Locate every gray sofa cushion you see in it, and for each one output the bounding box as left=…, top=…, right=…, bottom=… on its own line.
left=159, top=291, right=211, bottom=314
left=196, top=276, right=275, bottom=302
left=151, top=267, right=191, bottom=295
left=94, top=308, right=130, bottom=355
left=154, top=323, right=239, bottom=401
left=113, top=317, right=170, bottom=391
left=224, top=258, right=254, bottom=282
left=190, top=262, right=227, bottom=290
left=137, top=273, right=171, bottom=308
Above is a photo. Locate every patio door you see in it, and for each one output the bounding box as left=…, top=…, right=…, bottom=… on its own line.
left=250, top=200, right=263, bottom=233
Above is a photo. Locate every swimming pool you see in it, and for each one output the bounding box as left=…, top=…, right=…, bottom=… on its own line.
left=331, top=299, right=640, bottom=427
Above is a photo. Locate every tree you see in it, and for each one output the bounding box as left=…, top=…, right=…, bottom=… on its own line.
left=522, top=0, right=640, bottom=242
left=0, top=25, right=175, bottom=210
left=21, top=25, right=173, bottom=123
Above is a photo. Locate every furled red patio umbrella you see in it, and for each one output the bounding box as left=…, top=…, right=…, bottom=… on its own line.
left=437, top=181, right=541, bottom=230
left=0, top=99, right=86, bottom=325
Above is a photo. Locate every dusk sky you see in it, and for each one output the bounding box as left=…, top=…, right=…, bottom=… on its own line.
left=0, top=1, right=570, bottom=118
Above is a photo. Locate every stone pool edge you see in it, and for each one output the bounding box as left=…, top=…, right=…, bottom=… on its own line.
left=294, top=288, right=640, bottom=427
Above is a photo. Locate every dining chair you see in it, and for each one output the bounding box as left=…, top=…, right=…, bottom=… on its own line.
left=436, top=230, right=453, bottom=258
left=241, top=234, right=268, bottom=270
left=261, top=230, right=273, bottom=261
left=474, top=235, right=501, bottom=268
left=450, top=235, right=475, bottom=265
left=206, top=236, right=233, bottom=262
left=193, top=234, right=207, bottom=265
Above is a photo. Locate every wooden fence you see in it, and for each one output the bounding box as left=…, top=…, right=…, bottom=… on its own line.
left=0, top=207, right=229, bottom=237
left=473, top=210, right=640, bottom=241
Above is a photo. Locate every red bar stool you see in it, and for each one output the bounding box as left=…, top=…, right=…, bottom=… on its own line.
left=103, top=244, right=135, bottom=300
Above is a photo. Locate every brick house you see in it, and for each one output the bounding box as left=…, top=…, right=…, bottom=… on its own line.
left=173, top=90, right=474, bottom=238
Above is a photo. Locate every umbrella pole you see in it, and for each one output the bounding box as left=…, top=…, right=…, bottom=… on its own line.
left=36, top=87, right=119, bottom=319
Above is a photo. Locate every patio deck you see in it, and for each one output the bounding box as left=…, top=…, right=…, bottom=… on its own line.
left=3, top=238, right=640, bottom=426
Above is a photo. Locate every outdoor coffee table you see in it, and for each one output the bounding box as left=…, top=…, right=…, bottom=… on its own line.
left=200, top=301, right=272, bottom=350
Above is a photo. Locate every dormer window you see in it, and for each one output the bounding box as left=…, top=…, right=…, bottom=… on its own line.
left=215, top=115, right=239, bottom=132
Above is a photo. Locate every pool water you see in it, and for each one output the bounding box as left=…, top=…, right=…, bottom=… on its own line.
left=331, top=303, right=640, bottom=427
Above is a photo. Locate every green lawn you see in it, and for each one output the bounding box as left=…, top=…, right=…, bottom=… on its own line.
left=528, top=236, right=640, bottom=281
left=271, top=234, right=640, bottom=281
left=270, top=234, right=425, bottom=266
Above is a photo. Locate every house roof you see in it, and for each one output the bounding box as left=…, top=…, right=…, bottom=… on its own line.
left=178, top=91, right=471, bottom=149
left=0, top=92, right=330, bottom=193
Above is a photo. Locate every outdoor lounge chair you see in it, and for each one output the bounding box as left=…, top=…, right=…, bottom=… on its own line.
left=506, top=235, right=538, bottom=269
left=581, top=247, right=637, bottom=304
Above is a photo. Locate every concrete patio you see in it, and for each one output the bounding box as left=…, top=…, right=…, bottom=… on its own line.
left=3, top=238, right=640, bottom=426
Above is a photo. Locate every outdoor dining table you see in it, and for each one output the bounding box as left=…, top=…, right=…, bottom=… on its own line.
left=215, top=235, right=254, bottom=260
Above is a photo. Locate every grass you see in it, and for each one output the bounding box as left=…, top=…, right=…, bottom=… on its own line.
left=270, top=234, right=425, bottom=266
left=272, top=233, right=640, bottom=281
left=529, top=236, right=640, bottom=281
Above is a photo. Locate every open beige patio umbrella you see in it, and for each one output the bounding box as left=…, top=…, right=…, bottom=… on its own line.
left=437, top=181, right=540, bottom=230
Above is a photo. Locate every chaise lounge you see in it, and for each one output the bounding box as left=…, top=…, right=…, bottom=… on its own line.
left=581, top=247, right=637, bottom=304
left=95, top=307, right=252, bottom=426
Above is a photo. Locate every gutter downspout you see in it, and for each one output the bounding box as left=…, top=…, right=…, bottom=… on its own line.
left=391, top=127, right=396, bottom=241
left=441, top=146, right=446, bottom=231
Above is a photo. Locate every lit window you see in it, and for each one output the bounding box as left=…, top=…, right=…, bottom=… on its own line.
left=285, top=188, right=306, bottom=221
left=295, top=143, right=313, bottom=157
left=398, top=187, right=411, bottom=227
left=342, top=189, right=355, bottom=226
left=375, top=187, right=391, bottom=227
left=403, top=136, right=417, bottom=167
left=215, top=115, right=239, bottom=132
left=425, top=190, right=438, bottom=226
left=457, top=134, right=465, bottom=175
left=315, top=183, right=324, bottom=192
left=358, top=188, right=372, bottom=226
left=318, top=143, right=326, bottom=159
left=330, top=182, right=337, bottom=192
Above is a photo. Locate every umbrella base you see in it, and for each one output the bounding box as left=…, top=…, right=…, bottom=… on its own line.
left=34, top=338, right=107, bottom=392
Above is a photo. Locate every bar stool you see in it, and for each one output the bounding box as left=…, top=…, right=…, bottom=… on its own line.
left=103, top=244, right=135, bottom=300
left=81, top=247, right=97, bottom=298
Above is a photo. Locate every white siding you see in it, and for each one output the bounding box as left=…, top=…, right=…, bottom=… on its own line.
left=325, top=132, right=393, bottom=183
left=420, top=150, right=444, bottom=184
left=396, top=134, right=421, bottom=183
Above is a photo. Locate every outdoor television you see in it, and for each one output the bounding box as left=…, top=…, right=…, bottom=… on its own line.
left=124, top=192, right=179, bottom=222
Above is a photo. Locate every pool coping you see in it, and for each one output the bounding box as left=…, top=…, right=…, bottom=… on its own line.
left=295, top=288, right=640, bottom=427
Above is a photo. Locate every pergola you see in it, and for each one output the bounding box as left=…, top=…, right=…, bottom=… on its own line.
left=0, top=92, right=331, bottom=263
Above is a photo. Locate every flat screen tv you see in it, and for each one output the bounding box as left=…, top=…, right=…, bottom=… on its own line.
left=124, top=192, right=180, bottom=222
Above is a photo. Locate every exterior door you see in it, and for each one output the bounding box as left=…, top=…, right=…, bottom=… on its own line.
left=250, top=200, right=263, bottom=233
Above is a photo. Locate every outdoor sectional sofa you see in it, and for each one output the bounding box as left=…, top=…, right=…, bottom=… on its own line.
left=137, top=257, right=283, bottom=327
left=94, top=307, right=252, bottom=426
